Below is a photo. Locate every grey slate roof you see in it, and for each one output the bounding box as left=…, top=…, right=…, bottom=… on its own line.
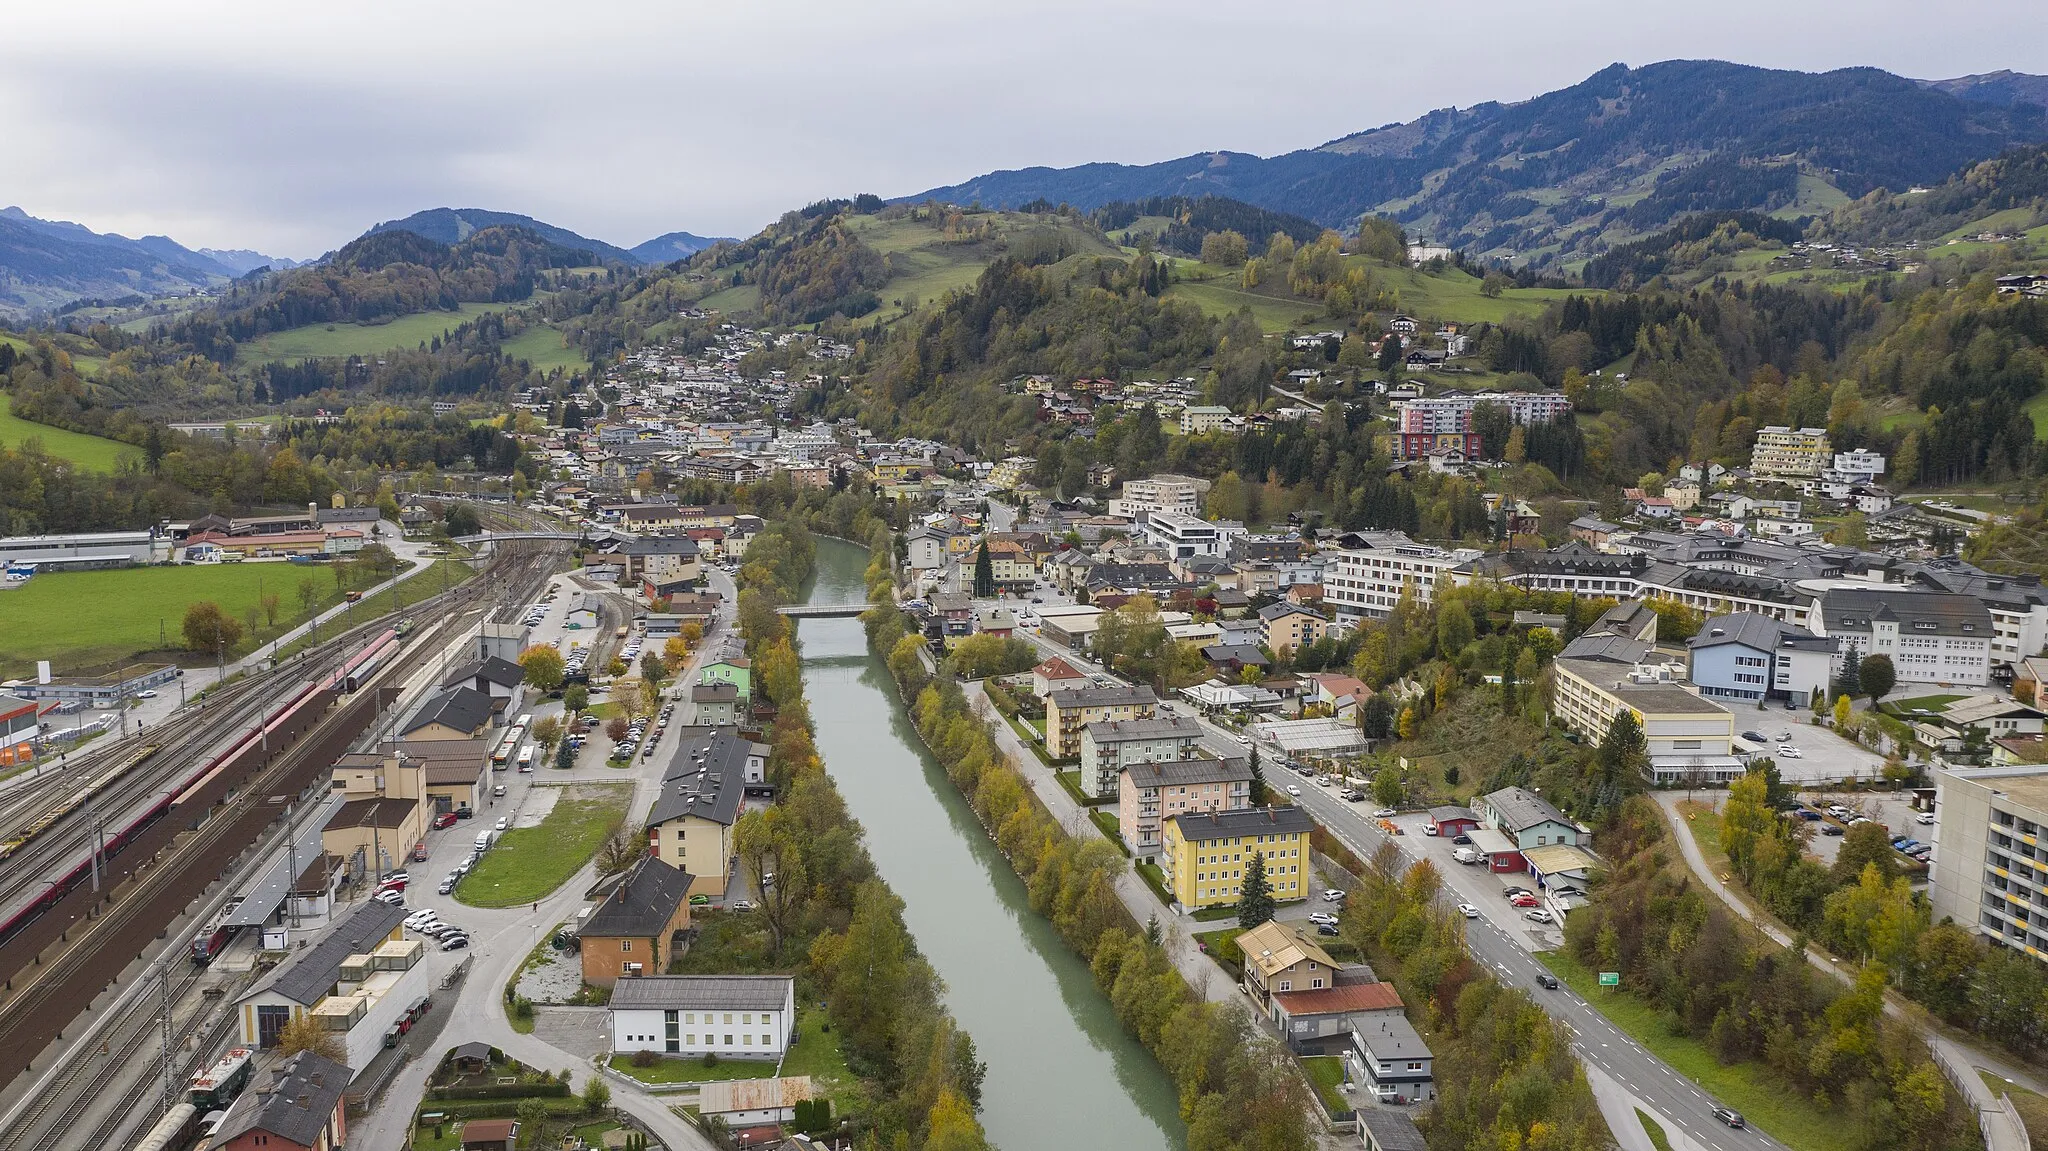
left=1481, top=786, right=1573, bottom=834
left=1427, top=806, right=1477, bottom=825
left=609, top=974, right=794, bottom=1013
left=691, top=682, right=739, bottom=703
left=581, top=856, right=693, bottom=939
left=1048, top=684, right=1160, bottom=710
left=1258, top=602, right=1326, bottom=622
left=209, top=1050, right=347, bottom=1149
left=1083, top=716, right=1203, bottom=745
left=1168, top=805, right=1314, bottom=842
left=248, top=901, right=408, bottom=1006
left=1556, top=632, right=1649, bottom=665
left=402, top=686, right=495, bottom=736
left=442, top=655, right=524, bottom=690
left=1816, top=587, right=1995, bottom=637
left=1122, top=757, right=1253, bottom=789
left=1689, top=612, right=1826, bottom=653
left=1353, top=1012, right=1432, bottom=1061
left=648, top=726, right=747, bottom=828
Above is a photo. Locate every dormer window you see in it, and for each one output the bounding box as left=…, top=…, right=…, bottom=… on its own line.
left=1915, top=622, right=1937, bottom=631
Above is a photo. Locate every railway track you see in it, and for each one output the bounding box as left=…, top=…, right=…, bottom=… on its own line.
left=0, top=541, right=566, bottom=1096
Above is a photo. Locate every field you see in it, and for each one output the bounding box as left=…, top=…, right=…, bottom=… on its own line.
left=1538, top=949, right=1853, bottom=1151
left=234, top=303, right=516, bottom=365
left=0, top=562, right=351, bottom=677
left=1166, top=261, right=1591, bottom=333
left=841, top=211, right=1123, bottom=324
left=499, top=323, right=588, bottom=374
left=0, top=393, right=138, bottom=470
left=455, top=782, right=630, bottom=908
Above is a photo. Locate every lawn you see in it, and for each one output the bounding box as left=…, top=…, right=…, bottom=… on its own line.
left=608, top=1052, right=781, bottom=1085
left=1538, top=949, right=1854, bottom=1151
left=779, top=1009, right=853, bottom=1098
left=1675, top=800, right=1727, bottom=866
left=500, top=323, right=589, bottom=374
left=1886, top=693, right=1966, bottom=716
left=0, top=393, right=138, bottom=470
left=1087, top=808, right=1129, bottom=854
left=456, top=783, right=630, bottom=908
left=0, top=562, right=353, bottom=677
left=235, top=303, right=516, bottom=365
left=1193, top=926, right=1245, bottom=980
left=1299, top=1055, right=1349, bottom=1116
left=1137, top=860, right=1174, bottom=907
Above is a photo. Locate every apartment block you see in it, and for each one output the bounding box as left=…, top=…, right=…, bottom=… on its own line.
left=1750, top=426, right=1832, bottom=479
left=1931, top=765, right=2048, bottom=965
left=1118, top=756, right=1252, bottom=860
left=1079, top=717, right=1204, bottom=799
left=1163, top=806, right=1312, bottom=911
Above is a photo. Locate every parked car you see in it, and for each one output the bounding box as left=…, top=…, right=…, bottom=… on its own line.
left=1510, top=894, right=1540, bottom=908
left=373, top=890, right=404, bottom=906
left=1308, top=911, right=1339, bottom=926
left=1372, top=808, right=1397, bottom=819
left=1742, top=730, right=1767, bottom=742
left=1316, top=923, right=1340, bottom=937
left=1821, top=823, right=1845, bottom=836
left=1340, top=789, right=1363, bottom=802
left=731, top=899, right=755, bottom=912
left=1457, top=903, right=1479, bottom=919
left=1524, top=909, right=1554, bottom=923
left=437, top=878, right=457, bottom=895
left=1504, top=886, right=1531, bottom=898
left=1451, top=834, right=1472, bottom=845
left=1778, top=746, right=1803, bottom=758
left=440, top=934, right=470, bottom=951
left=494, top=817, right=509, bottom=832
left=1916, top=812, right=1936, bottom=825
left=432, top=812, right=459, bottom=830
left=1322, top=889, right=1345, bottom=902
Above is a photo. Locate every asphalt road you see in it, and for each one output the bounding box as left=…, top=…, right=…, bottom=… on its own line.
left=1006, top=621, right=1786, bottom=1151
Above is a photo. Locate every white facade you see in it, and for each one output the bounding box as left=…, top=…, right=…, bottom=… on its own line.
left=1110, top=475, right=1204, bottom=519
left=609, top=978, right=797, bottom=1060
left=1143, top=511, right=1226, bottom=558
left=1325, top=539, right=1478, bottom=621
left=1751, top=426, right=1832, bottom=479
left=1391, top=392, right=1572, bottom=434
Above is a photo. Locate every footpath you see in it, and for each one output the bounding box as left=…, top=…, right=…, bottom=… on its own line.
left=1652, top=792, right=2032, bottom=1151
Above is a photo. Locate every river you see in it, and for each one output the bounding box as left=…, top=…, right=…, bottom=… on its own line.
left=794, top=537, right=1185, bottom=1151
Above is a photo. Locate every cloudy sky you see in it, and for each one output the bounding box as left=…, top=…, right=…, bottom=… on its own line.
left=3, top=0, right=2045, bottom=259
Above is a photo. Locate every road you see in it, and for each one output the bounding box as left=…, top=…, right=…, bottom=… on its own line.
left=997, top=619, right=1783, bottom=1151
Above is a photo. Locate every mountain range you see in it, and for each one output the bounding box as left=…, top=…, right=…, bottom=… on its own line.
left=364, top=208, right=730, bottom=267
left=0, top=206, right=296, bottom=315
left=909, top=60, right=2048, bottom=264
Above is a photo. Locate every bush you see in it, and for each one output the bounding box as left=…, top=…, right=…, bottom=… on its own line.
left=428, top=1082, right=572, bottom=1101
left=630, top=1049, right=658, bottom=1068
left=701, top=1052, right=719, bottom=1068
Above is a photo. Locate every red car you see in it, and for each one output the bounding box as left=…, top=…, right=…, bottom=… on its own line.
left=1509, top=893, right=1539, bottom=908
left=432, top=812, right=459, bottom=830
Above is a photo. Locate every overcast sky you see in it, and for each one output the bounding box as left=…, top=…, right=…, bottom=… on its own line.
left=3, top=0, right=2045, bottom=259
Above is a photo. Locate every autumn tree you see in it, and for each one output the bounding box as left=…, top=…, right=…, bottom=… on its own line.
left=736, top=806, right=807, bottom=958
left=1199, top=229, right=1248, bottom=268
left=277, top=1013, right=345, bottom=1062
left=182, top=601, right=243, bottom=656
left=518, top=645, right=566, bottom=692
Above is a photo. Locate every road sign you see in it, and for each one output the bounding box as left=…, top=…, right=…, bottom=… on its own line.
left=1598, top=971, right=1621, bottom=986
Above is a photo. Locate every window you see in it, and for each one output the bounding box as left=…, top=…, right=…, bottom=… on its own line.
left=725, top=1034, right=734, bottom=1045
left=1278, top=981, right=1291, bottom=991
left=724, top=1013, right=734, bottom=1024
left=620, top=940, right=631, bottom=952
left=742, top=1013, right=752, bottom=1025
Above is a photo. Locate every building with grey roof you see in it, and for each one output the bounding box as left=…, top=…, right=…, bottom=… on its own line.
left=581, top=855, right=695, bottom=986
left=400, top=686, right=497, bottom=739
left=208, top=1050, right=348, bottom=1150
left=647, top=727, right=754, bottom=897
left=1351, top=1012, right=1435, bottom=1102
left=1079, top=716, right=1204, bottom=799
left=609, top=975, right=798, bottom=1060
left=1688, top=611, right=1834, bottom=707
left=1358, top=1109, right=1428, bottom=1151
left=1806, top=587, right=1995, bottom=687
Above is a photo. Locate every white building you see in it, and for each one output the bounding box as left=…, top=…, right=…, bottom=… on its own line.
left=1079, top=717, right=1205, bottom=799
left=1180, top=406, right=1232, bottom=435
left=1806, top=588, right=1994, bottom=687
left=1828, top=449, right=1887, bottom=484
left=1390, top=391, right=1572, bottom=434
left=1109, top=474, right=1206, bottom=519
left=1686, top=613, right=1835, bottom=708
left=1751, top=426, right=1832, bottom=479
left=1142, top=510, right=1229, bottom=559
left=609, top=975, right=797, bottom=1060
left=1324, top=536, right=1481, bottom=622
left=1552, top=650, right=1743, bottom=784
left=1930, top=765, right=2048, bottom=965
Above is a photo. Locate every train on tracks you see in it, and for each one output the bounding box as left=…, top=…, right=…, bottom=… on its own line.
left=128, top=1046, right=254, bottom=1151
left=0, top=630, right=398, bottom=949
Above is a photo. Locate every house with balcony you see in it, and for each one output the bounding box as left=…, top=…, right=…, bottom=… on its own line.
left=1044, top=684, right=1159, bottom=759
left=1117, top=756, right=1252, bottom=860
left=1079, top=716, right=1203, bottom=799
left=1349, top=1013, right=1435, bottom=1104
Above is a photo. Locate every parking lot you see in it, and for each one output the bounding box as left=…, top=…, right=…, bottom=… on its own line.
left=1734, top=710, right=1884, bottom=784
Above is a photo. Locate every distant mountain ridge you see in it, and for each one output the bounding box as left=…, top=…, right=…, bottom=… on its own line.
left=364, top=208, right=732, bottom=267
left=1918, top=70, right=2048, bottom=110
left=907, top=59, right=2048, bottom=264
left=629, top=231, right=731, bottom=264
left=0, top=206, right=293, bottom=316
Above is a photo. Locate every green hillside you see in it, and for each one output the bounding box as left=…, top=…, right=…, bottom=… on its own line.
left=499, top=322, right=589, bottom=373
left=235, top=302, right=519, bottom=366
left=0, top=392, right=138, bottom=470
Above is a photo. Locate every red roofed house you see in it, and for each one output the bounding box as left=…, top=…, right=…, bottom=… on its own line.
left=1032, top=657, right=1089, bottom=699
left=1269, top=980, right=1407, bottom=1055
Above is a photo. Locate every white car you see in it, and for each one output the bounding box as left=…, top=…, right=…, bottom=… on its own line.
left=1524, top=909, right=1554, bottom=924
left=1286, top=785, right=1302, bottom=797
left=1916, top=813, right=1936, bottom=825
left=1372, top=808, right=1398, bottom=819
left=1457, top=903, right=1480, bottom=919
left=1322, top=889, right=1345, bottom=902
left=495, top=817, right=509, bottom=832
left=1307, top=912, right=1340, bottom=927
left=1777, top=746, right=1803, bottom=758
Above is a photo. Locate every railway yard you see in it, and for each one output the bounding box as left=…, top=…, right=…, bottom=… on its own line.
left=0, top=520, right=572, bottom=1151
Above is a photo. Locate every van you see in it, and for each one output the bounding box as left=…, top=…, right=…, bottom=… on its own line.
left=1453, top=847, right=1481, bottom=865
left=474, top=831, right=494, bottom=852
left=492, top=784, right=507, bottom=798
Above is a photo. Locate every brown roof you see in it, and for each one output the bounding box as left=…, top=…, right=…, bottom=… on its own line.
left=1270, top=981, right=1404, bottom=1016
left=325, top=796, right=418, bottom=831
left=461, top=1118, right=519, bottom=1142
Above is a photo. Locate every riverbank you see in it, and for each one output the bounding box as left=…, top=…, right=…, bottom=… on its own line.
left=852, top=533, right=1318, bottom=1151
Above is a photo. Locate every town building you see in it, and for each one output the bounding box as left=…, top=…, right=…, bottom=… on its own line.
left=1162, top=806, right=1313, bottom=911
left=1078, top=717, right=1204, bottom=799
left=1687, top=612, right=1835, bottom=707
left=1269, top=980, right=1406, bottom=1056
left=1351, top=1014, right=1436, bottom=1104
left=233, top=902, right=424, bottom=1071
left=207, top=1051, right=349, bottom=1151
left=608, top=975, right=798, bottom=1060
left=1031, top=656, right=1089, bottom=698
left=1324, top=535, right=1478, bottom=622
left=698, top=1078, right=815, bottom=1130
left=1044, top=684, right=1159, bottom=759
left=1109, top=474, right=1206, bottom=519
left=1141, top=510, right=1227, bottom=559
left=1237, top=918, right=1346, bottom=1007
left=646, top=727, right=752, bottom=897
left=1549, top=653, right=1742, bottom=785
left=1117, top=756, right=1253, bottom=860
left=1475, top=787, right=1584, bottom=853
left=1258, top=603, right=1327, bottom=654
left=1930, top=765, right=2048, bottom=965
left=1806, top=588, right=1995, bottom=688
left=579, top=855, right=695, bottom=986
left=691, top=681, right=741, bottom=725
left=1750, top=426, right=1832, bottom=479
left=1180, top=406, right=1232, bottom=435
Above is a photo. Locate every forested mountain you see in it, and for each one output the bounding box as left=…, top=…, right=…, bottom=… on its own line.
left=628, top=231, right=732, bottom=264
left=1820, top=142, right=2048, bottom=245
left=0, top=206, right=290, bottom=317
left=364, top=207, right=641, bottom=265
left=909, top=60, right=2048, bottom=265
left=1919, top=70, right=2048, bottom=110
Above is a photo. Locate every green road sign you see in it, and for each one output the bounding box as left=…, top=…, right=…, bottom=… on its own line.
left=1598, top=971, right=1621, bottom=986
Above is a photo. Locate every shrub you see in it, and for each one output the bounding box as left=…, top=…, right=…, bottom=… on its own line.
left=701, top=1052, right=719, bottom=1068
left=630, top=1049, right=658, bottom=1068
